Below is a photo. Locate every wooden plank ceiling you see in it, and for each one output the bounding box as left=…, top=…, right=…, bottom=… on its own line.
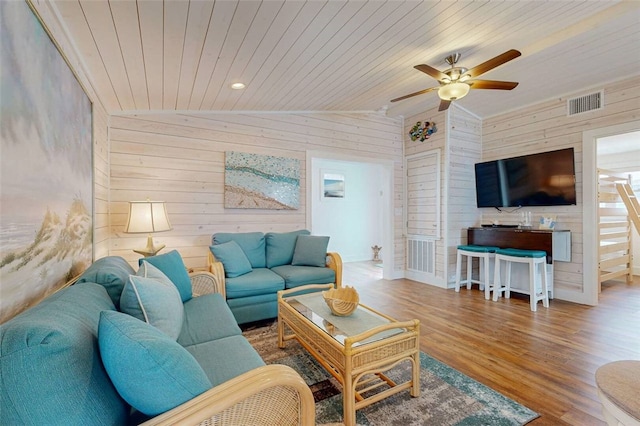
left=49, top=0, right=640, bottom=118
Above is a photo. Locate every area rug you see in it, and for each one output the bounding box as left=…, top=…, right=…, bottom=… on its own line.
left=243, top=321, right=538, bottom=426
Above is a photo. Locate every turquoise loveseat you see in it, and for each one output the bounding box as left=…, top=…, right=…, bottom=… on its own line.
left=208, top=230, right=343, bottom=325
left=0, top=253, right=314, bottom=425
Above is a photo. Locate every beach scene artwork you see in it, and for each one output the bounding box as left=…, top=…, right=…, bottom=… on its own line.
left=224, top=151, right=300, bottom=209
left=323, top=173, right=345, bottom=198
left=0, top=1, right=93, bottom=323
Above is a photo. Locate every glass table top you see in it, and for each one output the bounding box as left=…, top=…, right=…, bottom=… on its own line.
left=285, top=292, right=402, bottom=346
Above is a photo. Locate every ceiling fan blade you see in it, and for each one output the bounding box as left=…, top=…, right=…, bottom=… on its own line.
left=390, top=86, right=439, bottom=103
left=464, top=49, right=521, bottom=79
left=414, top=64, right=448, bottom=82
left=469, top=80, right=519, bottom=90
left=438, top=99, right=451, bottom=111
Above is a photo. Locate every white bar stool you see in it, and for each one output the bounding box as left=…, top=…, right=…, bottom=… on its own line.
left=492, top=248, right=549, bottom=312
left=455, top=245, right=500, bottom=300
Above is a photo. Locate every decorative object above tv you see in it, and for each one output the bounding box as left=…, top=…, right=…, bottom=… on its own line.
left=474, top=148, right=576, bottom=208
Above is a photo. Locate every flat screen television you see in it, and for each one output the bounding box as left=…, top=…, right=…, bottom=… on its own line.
left=474, top=148, right=577, bottom=208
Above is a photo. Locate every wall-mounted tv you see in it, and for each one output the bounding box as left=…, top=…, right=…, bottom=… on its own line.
left=474, top=148, right=577, bottom=208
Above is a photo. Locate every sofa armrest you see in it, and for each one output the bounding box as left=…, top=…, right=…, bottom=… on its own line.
left=140, top=364, right=315, bottom=426
left=189, top=271, right=225, bottom=299
left=207, top=251, right=226, bottom=292
left=326, top=252, right=343, bottom=288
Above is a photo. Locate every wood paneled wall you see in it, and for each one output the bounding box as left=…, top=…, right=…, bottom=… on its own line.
left=404, top=107, right=446, bottom=284
left=108, top=112, right=404, bottom=270
left=482, top=76, right=640, bottom=300
left=402, top=105, right=482, bottom=286
left=29, top=0, right=111, bottom=260
left=446, top=106, right=482, bottom=284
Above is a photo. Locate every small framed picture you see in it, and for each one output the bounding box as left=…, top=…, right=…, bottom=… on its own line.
left=539, top=215, right=557, bottom=229
left=322, top=172, right=345, bottom=199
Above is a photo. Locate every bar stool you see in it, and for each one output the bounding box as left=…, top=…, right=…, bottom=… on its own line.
left=455, top=245, right=500, bottom=300
left=492, top=248, right=549, bottom=312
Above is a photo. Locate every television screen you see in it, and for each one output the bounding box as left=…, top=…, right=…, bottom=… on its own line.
left=474, top=148, right=577, bottom=208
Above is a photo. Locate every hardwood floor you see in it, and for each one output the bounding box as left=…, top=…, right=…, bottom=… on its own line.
left=343, top=261, right=640, bottom=425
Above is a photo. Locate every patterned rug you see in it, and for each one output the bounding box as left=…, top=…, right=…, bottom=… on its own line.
left=243, top=321, right=539, bottom=426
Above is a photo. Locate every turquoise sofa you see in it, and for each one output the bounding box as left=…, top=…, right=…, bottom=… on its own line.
left=208, top=230, right=343, bottom=325
left=0, top=254, right=314, bottom=425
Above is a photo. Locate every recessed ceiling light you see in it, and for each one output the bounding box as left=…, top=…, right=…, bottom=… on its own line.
left=231, top=82, right=246, bottom=90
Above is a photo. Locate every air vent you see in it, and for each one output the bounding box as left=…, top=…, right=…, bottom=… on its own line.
left=567, top=91, right=603, bottom=116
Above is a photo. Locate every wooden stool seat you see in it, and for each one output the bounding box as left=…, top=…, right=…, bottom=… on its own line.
left=455, top=245, right=500, bottom=300
left=493, top=248, right=549, bottom=311
left=596, top=360, right=640, bottom=426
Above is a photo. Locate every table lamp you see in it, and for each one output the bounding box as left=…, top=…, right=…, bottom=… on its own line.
left=124, top=200, right=172, bottom=257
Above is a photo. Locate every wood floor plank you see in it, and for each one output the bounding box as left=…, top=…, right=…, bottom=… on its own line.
left=343, top=261, right=640, bottom=425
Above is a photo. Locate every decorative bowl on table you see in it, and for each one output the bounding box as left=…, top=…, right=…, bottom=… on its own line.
left=323, top=286, right=359, bottom=316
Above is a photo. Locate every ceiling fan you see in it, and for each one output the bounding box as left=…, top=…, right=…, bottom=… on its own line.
left=391, top=49, right=521, bottom=111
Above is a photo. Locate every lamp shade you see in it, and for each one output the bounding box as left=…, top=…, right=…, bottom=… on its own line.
left=125, top=201, right=172, bottom=234
left=438, top=82, right=470, bottom=101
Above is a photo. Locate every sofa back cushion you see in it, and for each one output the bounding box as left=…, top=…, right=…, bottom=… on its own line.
left=212, top=232, right=266, bottom=268
left=265, top=230, right=311, bottom=268
left=0, top=283, right=128, bottom=425
left=76, top=256, right=135, bottom=309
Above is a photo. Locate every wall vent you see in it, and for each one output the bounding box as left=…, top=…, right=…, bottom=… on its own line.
left=406, top=237, right=435, bottom=274
left=567, top=91, right=603, bottom=116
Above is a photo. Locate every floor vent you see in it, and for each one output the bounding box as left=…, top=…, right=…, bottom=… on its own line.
left=567, top=91, right=603, bottom=116
left=407, top=237, right=435, bottom=274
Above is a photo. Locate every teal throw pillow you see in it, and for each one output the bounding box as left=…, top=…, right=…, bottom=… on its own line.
left=119, top=263, right=184, bottom=340
left=291, top=235, right=330, bottom=267
left=98, top=311, right=212, bottom=416
left=209, top=240, right=253, bottom=278
left=265, top=230, right=310, bottom=268
left=139, top=250, right=192, bottom=302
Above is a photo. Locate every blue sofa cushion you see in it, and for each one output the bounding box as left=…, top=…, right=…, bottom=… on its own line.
left=265, top=230, right=311, bottom=268
left=185, top=335, right=265, bottom=387
left=120, top=265, right=184, bottom=340
left=209, top=240, right=253, bottom=278
left=271, top=264, right=336, bottom=288
left=212, top=232, right=266, bottom=268
left=98, top=311, right=212, bottom=416
left=0, top=284, right=128, bottom=425
left=140, top=250, right=192, bottom=302
left=292, top=235, right=330, bottom=267
left=225, top=268, right=285, bottom=299
left=178, top=293, right=242, bottom=347
left=76, top=256, right=135, bottom=309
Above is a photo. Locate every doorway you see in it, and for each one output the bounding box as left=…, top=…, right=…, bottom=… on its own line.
left=307, top=151, right=394, bottom=280
left=583, top=122, right=640, bottom=305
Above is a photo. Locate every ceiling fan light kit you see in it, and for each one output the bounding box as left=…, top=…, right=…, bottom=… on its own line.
left=391, top=49, right=521, bottom=110
left=438, top=82, right=470, bottom=101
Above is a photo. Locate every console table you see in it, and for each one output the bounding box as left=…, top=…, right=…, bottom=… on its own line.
left=467, top=227, right=571, bottom=299
left=467, top=227, right=571, bottom=264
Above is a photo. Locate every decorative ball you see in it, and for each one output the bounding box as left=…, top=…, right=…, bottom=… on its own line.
left=323, top=286, right=359, bottom=316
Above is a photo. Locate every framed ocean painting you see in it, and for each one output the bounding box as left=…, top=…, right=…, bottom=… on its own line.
left=224, top=151, right=300, bottom=210
left=0, top=1, right=93, bottom=323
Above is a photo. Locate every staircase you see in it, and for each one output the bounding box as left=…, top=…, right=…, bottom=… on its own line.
left=616, top=183, right=640, bottom=234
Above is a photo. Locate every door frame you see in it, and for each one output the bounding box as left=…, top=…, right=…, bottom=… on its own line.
left=306, top=150, right=396, bottom=279
left=583, top=120, right=640, bottom=305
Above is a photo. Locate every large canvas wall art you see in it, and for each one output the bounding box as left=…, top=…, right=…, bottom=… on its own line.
left=0, top=1, right=93, bottom=323
left=224, top=151, right=300, bottom=209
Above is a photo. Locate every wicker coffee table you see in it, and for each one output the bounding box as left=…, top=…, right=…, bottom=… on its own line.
left=277, top=284, right=420, bottom=426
